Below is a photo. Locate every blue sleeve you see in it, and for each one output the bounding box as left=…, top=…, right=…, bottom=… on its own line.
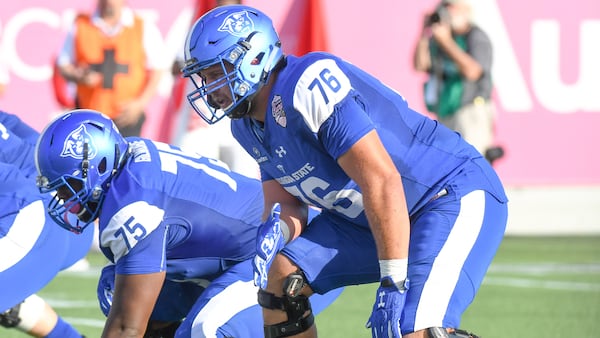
left=260, top=167, right=274, bottom=182
left=115, top=221, right=168, bottom=275
left=0, top=121, right=37, bottom=177
left=319, top=94, right=374, bottom=160
left=0, top=111, right=39, bottom=144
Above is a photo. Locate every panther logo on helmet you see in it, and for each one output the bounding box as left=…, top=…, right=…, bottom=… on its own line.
left=60, top=124, right=97, bottom=160
left=218, top=11, right=254, bottom=37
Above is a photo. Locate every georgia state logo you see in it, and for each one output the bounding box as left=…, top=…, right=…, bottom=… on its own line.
left=218, top=11, right=254, bottom=37
left=60, top=124, right=97, bottom=160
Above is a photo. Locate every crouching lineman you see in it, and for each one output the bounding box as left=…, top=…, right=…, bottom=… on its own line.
left=34, top=109, right=342, bottom=337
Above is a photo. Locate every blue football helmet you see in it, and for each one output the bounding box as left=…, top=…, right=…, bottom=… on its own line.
left=182, top=5, right=283, bottom=124
left=35, top=109, right=129, bottom=233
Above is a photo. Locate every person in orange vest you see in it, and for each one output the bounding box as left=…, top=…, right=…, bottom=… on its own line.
left=56, top=0, right=169, bottom=137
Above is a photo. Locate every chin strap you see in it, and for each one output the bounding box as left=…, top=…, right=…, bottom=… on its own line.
left=228, top=99, right=252, bottom=119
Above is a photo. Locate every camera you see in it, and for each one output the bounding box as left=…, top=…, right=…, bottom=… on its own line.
left=427, top=12, right=442, bottom=25
left=426, top=6, right=449, bottom=26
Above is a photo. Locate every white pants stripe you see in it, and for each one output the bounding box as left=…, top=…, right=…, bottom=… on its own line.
left=0, top=200, right=45, bottom=272
left=413, top=190, right=486, bottom=330
left=190, top=279, right=259, bottom=337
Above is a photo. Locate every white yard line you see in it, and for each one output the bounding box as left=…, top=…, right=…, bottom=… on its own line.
left=44, top=299, right=98, bottom=308
left=58, top=266, right=102, bottom=278
left=488, top=263, right=600, bottom=275
left=484, top=262, right=600, bottom=291
left=483, top=276, right=600, bottom=291
left=62, top=317, right=106, bottom=328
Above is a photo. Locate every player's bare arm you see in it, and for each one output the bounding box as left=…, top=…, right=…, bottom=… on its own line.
left=262, top=179, right=309, bottom=242
left=102, top=271, right=165, bottom=338
left=337, top=130, right=410, bottom=261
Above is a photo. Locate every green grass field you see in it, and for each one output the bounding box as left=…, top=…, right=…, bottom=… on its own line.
left=2, top=236, right=599, bottom=338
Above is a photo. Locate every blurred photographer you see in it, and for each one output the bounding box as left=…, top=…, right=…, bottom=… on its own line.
left=413, top=0, right=504, bottom=165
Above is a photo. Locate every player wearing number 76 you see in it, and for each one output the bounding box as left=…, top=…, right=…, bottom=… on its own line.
left=181, top=4, right=509, bottom=338
left=33, top=109, right=342, bottom=338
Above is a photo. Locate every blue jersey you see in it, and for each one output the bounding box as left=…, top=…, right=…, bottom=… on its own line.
left=232, top=52, right=507, bottom=227
left=0, top=163, right=41, bottom=228
left=0, top=111, right=39, bottom=145
left=98, top=138, right=264, bottom=283
left=0, top=115, right=93, bottom=311
left=0, top=162, right=93, bottom=311
left=0, top=112, right=38, bottom=178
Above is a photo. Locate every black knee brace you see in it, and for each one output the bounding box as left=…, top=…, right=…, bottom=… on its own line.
left=258, top=272, right=314, bottom=338
left=428, top=327, right=480, bottom=338
left=0, top=303, right=22, bottom=328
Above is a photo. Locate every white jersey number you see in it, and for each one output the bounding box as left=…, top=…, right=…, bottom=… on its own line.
left=285, top=176, right=364, bottom=219
left=155, top=142, right=238, bottom=191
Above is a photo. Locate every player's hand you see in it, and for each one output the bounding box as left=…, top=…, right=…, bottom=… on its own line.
left=252, top=203, right=285, bottom=289
left=366, top=277, right=410, bottom=338
left=97, top=263, right=116, bottom=317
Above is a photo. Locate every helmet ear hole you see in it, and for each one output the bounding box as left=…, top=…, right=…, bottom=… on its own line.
left=98, top=157, right=107, bottom=174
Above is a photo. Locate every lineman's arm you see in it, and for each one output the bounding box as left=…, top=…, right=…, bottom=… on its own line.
left=101, top=271, right=165, bottom=338
left=337, top=130, right=409, bottom=261
left=262, top=179, right=309, bottom=243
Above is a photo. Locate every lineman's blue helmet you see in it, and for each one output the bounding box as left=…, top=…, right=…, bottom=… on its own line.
left=35, top=109, right=129, bottom=233
left=182, top=5, right=283, bottom=124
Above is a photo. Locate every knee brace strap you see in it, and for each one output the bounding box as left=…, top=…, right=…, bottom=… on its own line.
left=258, top=289, right=314, bottom=338
left=0, top=303, right=22, bottom=328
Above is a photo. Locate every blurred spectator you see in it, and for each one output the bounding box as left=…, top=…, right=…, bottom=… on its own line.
left=413, top=0, right=504, bottom=165
left=51, top=55, right=77, bottom=111
left=56, top=0, right=169, bottom=137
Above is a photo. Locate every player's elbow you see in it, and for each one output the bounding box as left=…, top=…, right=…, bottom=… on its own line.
left=369, top=169, right=403, bottom=197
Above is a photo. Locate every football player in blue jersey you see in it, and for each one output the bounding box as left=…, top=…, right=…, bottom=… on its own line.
left=181, top=5, right=509, bottom=338
left=0, top=112, right=91, bottom=338
left=34, top=109, right=342, bottom=338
